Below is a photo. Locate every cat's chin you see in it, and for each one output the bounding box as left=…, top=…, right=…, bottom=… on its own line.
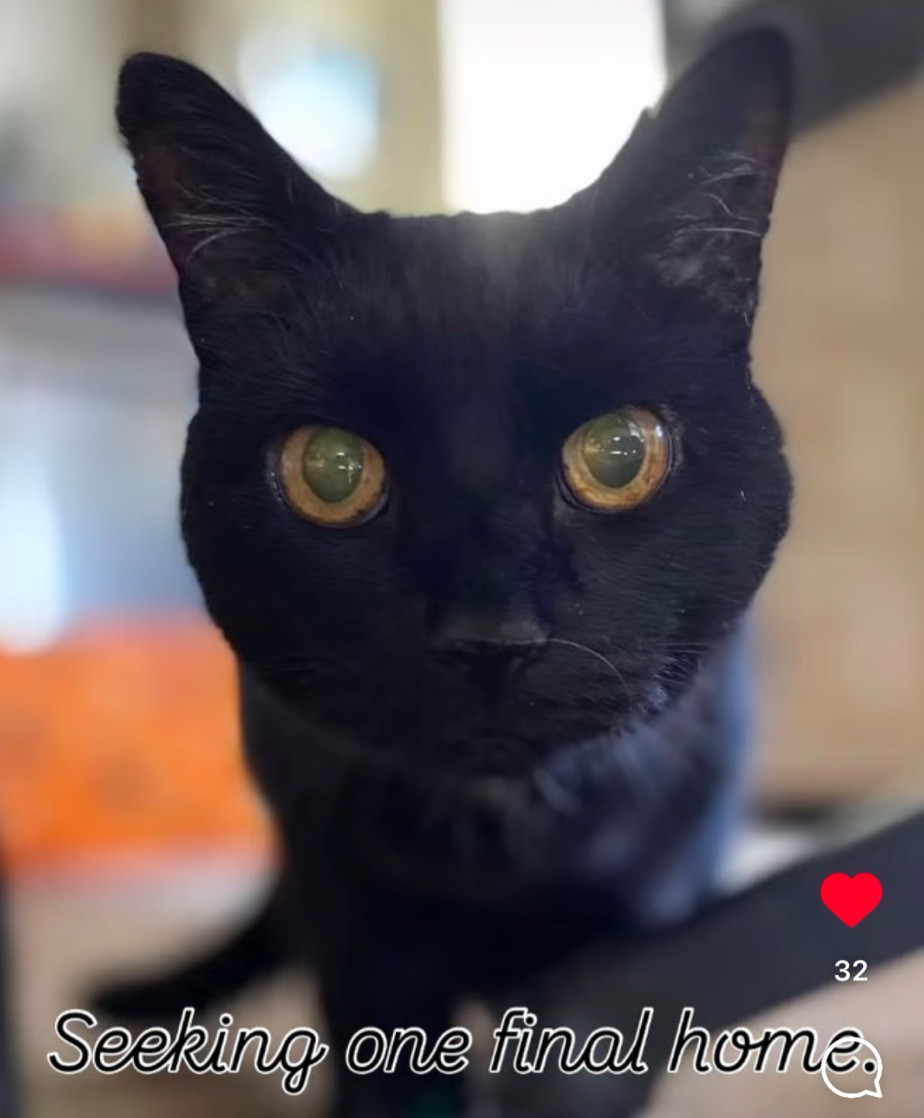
left=244, top=652, right=698, bottom=787
left=243, top=638, right=703, bottom=782
left=261, top=679, right=654, bottom=784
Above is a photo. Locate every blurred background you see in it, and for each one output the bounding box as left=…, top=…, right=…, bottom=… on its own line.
left=2, top=0, right=924, bottom=1115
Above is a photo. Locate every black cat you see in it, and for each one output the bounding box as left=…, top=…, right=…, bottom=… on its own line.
left=105, top=28, right=792, bottom=1117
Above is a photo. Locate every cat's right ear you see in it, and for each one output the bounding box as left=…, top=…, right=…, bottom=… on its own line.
left=117, top=53, right=351, bottom=309
left=568, top=29, right=792, bottom=322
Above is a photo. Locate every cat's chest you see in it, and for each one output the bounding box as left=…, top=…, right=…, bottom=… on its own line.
left=239, top=658, right=738, bottom=926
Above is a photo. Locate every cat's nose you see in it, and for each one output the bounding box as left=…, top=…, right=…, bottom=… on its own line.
left=429, top=613, right=548, bottom=667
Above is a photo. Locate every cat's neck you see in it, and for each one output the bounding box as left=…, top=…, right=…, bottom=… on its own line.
left=239, top=634, right=747, bottom=905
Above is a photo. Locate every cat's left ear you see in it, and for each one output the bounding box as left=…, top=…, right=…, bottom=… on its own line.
left=117, top=53, right=351, bottom=310
left=576, top=28, right=792, bottom=318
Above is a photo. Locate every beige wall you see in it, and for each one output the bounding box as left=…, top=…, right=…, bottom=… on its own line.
left=0, top=0, right=124, bottom=204
left=180, top=0, right=443, bottom=214
left=2, top=0, right=442, bottom=214
left=753, top=77, right=924, bottom=805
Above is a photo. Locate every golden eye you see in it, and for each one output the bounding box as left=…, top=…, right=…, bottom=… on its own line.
left=561, top=407, right=673, bottom=512
left=277, top=426, right=387, bottom=527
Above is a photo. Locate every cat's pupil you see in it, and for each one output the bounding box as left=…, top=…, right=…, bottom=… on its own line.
left=302, top=428, right=365, bottom=504
left=582, top=412, right=646, bottom=489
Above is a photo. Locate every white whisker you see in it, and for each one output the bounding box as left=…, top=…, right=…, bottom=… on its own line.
left=546, top=637, right=631, bottom=702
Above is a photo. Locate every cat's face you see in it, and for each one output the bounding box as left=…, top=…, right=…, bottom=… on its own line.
left=119, top=32, right=793, bottom=777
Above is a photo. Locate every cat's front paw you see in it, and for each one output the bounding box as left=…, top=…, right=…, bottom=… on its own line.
left=89, top=970, right=209, bottom=1025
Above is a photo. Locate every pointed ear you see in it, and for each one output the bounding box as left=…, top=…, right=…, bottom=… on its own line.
left=579, top=29, right=792, bottom=318
left=117, top=53, right=352, bottom=309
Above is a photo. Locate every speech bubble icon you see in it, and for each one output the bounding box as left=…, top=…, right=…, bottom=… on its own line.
left=821, top=1036, right=883, bottom=1100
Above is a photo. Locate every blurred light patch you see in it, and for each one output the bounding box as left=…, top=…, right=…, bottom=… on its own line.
left=679, top=0, right=742, bottom=25
left=440, top=0, right=666, bottom=212
left=0, top=449, right=66, bottom=654
left=238, top=31, right=380, bottom=182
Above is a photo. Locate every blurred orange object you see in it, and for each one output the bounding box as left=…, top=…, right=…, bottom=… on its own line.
left=0, top=617, right=274, bottom=877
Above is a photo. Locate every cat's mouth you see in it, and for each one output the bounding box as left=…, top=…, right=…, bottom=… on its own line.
left=252, top=640, right=694, bottom=778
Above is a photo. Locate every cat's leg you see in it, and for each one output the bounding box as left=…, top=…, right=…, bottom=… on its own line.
left=91, top=880, right=291, bottom=1022
left=485, top=994, right=658, bottom=1118
left=317, top=933, right=464, bottom=1118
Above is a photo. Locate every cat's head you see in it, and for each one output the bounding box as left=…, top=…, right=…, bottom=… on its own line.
left=118, top=30, right=793, bottom=779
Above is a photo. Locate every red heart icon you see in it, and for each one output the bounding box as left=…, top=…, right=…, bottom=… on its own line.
left=821, top=873, right=882, bottom=926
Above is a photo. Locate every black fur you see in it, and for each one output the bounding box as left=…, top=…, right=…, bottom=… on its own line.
left=104, top=30, right=792, bottom=1116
